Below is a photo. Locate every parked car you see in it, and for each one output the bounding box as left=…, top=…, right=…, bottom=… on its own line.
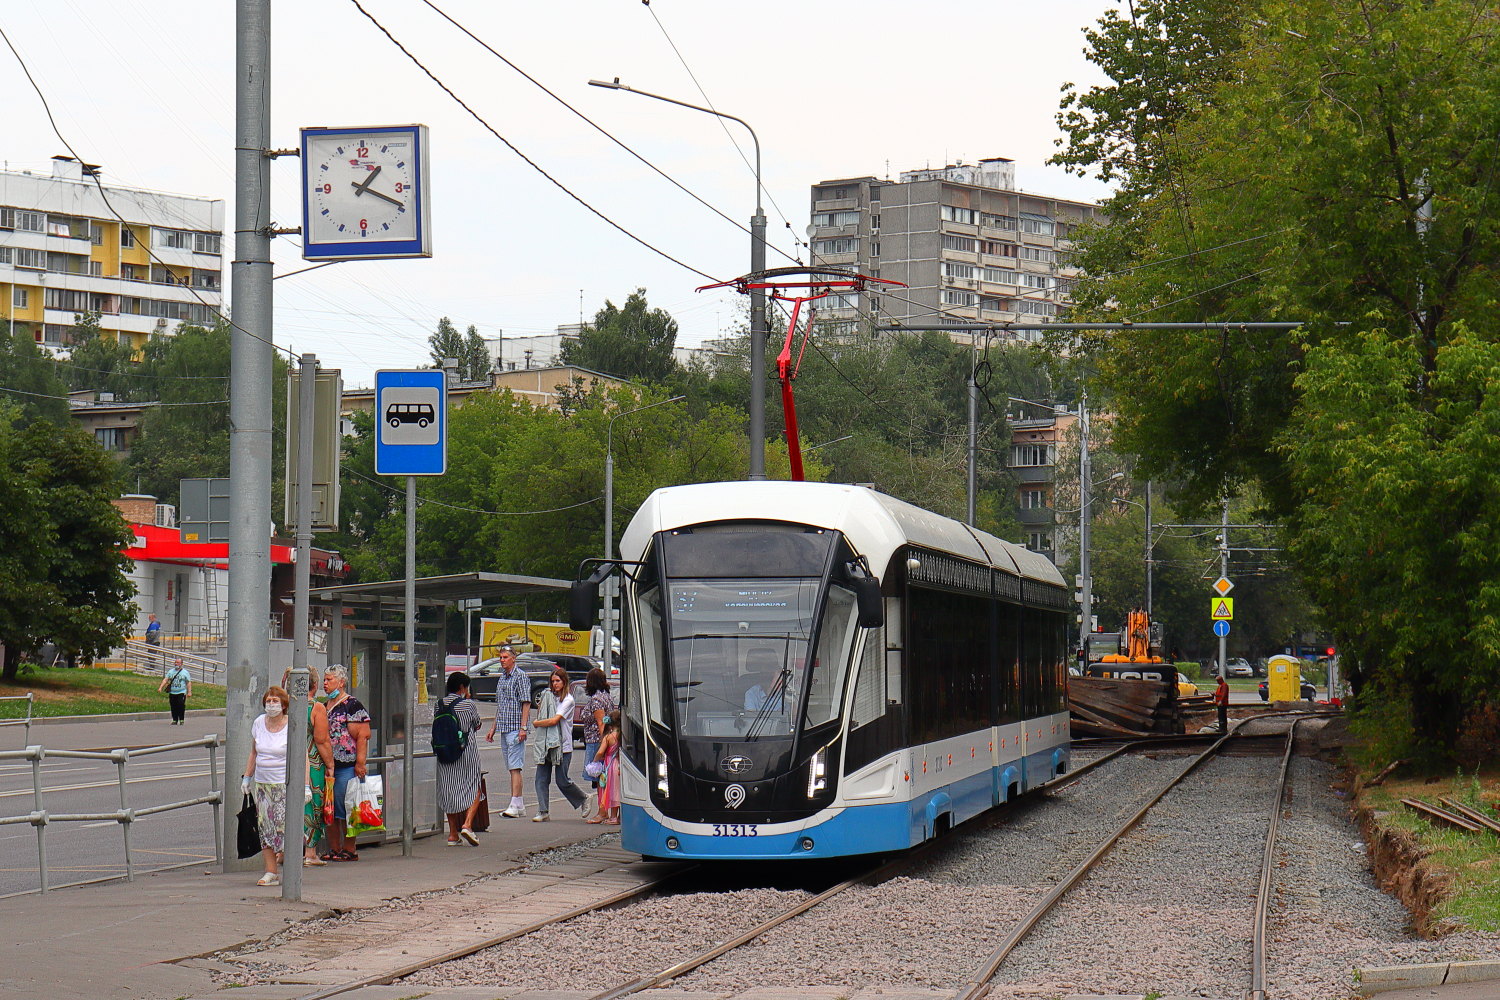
left=1226, top=657, right=1254, bottom=677
left=1176, top=672, right=1200, bottom=697
left=1258, top=679, right=1318, bottom=702
left=463, top=656, right=556, bottom=703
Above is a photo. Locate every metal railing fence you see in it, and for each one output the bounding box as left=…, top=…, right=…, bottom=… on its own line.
left=123, top=639, right=225, bottom=684
left=0, top=735, right=223, bottom=893
left=0, top=693, right=35, bottom=745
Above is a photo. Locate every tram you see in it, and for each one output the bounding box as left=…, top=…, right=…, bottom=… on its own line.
left=569, top=480, right=1071, bottom=861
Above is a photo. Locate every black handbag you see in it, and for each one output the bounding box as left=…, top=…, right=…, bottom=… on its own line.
left=236, top=792, right=261, bottom=859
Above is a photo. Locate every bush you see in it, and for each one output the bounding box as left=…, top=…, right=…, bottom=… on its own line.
left=1345, top=682, right=1421, bottom=774
left=1175, top=661, right=1203, bottom=681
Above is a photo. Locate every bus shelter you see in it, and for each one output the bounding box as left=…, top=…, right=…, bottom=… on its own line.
left=310, top=572, right=570, bottom=841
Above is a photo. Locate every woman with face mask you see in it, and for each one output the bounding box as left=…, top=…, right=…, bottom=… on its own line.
left=243, top=686, right=292, bottom=886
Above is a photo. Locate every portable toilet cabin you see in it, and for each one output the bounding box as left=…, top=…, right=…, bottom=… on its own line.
left=1266, top=654, right=1302, bottom=702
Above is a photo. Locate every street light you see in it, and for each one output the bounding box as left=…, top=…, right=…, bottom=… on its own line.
left=806, top=434, right=852, bottom=453
left=590, top=77, right=768, bottom=481
left=603, top=395, right=686, bottom=650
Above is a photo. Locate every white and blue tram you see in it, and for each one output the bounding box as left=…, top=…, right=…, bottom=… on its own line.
left=570, top=481, right=1071, bottom=861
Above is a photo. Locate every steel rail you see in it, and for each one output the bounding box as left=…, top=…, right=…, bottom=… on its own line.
left=1249, top=717, right=1306, bottom=1000
left=952, top=733, right=1235, bottom=1000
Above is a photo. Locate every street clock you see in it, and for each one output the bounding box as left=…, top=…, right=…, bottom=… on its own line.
left=300, top=124, right=431, bottom=261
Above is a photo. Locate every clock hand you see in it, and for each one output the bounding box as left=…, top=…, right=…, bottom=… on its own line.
left=360, top=187, right=406, bottom=209
left=349, top=164, right=382, bottom=197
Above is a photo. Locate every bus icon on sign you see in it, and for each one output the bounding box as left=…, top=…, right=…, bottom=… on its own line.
left=386, top=402, right=435, bottom=429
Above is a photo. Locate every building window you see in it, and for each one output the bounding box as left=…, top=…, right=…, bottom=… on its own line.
left=982, top=266, right=1020, bottom=285
left=15, top=211, right=44, bottom=233
left=823, top=292, right=860, bottom=311
left=89, top=260, right=104, bottom=277
left=940, top=205, right=976, bottom=225
left=13, top=287, right=28, bottom=308
left=1022, top=489, right=1047, bottom=509
left=1011, top=443, right=1051, bottom=466
left=14, top=248, right=45, bottom=270
left=0, top=247, right=10, bottom=264
left=1018, top=246, right=1056, bottom=263
left=942, top=234, right=977, bottom=253
left=1027, top=532, right=1051, bottom=552
left=942, top=262, right=975, bottom=280
left=1020, top=213, right=1055, bottom=236
left=811, top=210, right=859, bottom=228
left=1021, top=273, right=1052, bottom=289
left=979, top=296, right=1013, bottom=313
left=0, top=207, right=12, bottom=229
left=90, top=223, right=105, bottom=246
left=121, top=227, right=137, bottom=248
left=870, top=213, right=880, bottom=230
left=812, top=237, right=857, bottom=255
left=156, top=228, right=190, bottom=249
left=982, top=213, right=1017, bottom=230
left=981, top=240, right=1017, bottom=257
left=870, top=241, right=879, bottom=257
left=942, top=290, right=975, bottom=306
left=94, top=427, right=129, bottom=451
left=193, top=233, right=222, bottom=254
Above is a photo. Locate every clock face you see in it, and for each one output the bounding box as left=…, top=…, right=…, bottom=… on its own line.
left=300, top=125, right=430, bottom=260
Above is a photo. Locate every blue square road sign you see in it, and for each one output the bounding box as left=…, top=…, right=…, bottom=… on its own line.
left=374, top=370, right=447, bottom=476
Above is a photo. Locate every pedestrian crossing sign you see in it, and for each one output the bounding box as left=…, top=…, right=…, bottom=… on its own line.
left=1210, top=598, right=1234, bottom=620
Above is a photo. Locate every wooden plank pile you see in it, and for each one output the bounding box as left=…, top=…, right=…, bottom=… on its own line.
left=1400, top=797, right=1500, bottom=835
left=1068, top=675, right=1182, bottom=736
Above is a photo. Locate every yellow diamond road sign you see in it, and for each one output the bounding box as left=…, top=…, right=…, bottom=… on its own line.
left=1212, top=576, right=1234, bottom=596
left=1211, top=598, right=1234, bottom=620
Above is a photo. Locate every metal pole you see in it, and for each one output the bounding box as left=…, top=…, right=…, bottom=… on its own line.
left=603, top=446, right=614, bottom=645
left=1144, top=479, right=1154, bottom=622
left=116, top=751, right=134, bottom=882
left=1078, top=394, right=1093, bottom=655
left=1218, top=499, right=1229, bottom=679
left=283, top=353, right=316, bottom=900
left=403, top=475, right=416, bottom=856
left=749, top=195, right=767, bottom=481
left=966, top=340, right=977, bottom=526
left=226, top=0, right=274, bottom=872
left=31, top=747, right=47, bottom=893
left=208, top=740, right=223, bottom=864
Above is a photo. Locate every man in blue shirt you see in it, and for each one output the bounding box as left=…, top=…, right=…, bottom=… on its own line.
left=483, top=647, right=532, bottom=818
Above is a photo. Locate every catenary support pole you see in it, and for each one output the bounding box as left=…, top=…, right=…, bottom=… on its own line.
left=226, top=0, right=274, bottom=873
left=1078, top=393, right=1093, bottom=656
left=966, top=341, right=978, bottom=526
left=1218, top=500, right=1229, bottom=679
left=748, top=198, right=767, bottom=480
left=403, top=474, right=416, bottom=856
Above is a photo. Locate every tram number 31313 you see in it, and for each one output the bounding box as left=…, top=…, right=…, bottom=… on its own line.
left=711, top=824, right=760, bottom=837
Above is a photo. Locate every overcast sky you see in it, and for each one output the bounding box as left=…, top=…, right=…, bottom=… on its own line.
left=2, top=0, right=1116, bottom=387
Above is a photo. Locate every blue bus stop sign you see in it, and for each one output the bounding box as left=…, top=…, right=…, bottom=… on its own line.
left=1213, top=620, right=1231, bottom=638
left=374, top=370, right=447, bottom=475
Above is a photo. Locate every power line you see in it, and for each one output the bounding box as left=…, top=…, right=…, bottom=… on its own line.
left=345, top=0, right=718, bottom=283
left=341, top=465, right=601, bottom=517
left=0, top=384, right=226, bottom=405
left=417, top=0, right=799, bottom=267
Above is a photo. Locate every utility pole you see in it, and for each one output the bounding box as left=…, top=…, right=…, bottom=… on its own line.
left=966, top=338, right=978, bottom=526
left=1217, top=499, right=1229, bottom=679
left=1078, top=393, right=1093, bottom=655
left=226, top=0, right=273, bottom=872
left=282, top=353, right=315, bottom=900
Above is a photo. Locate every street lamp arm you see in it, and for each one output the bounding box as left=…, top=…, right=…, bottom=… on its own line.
left=607, top=394, right=687, bottom=455
left=589, top=79, right=761, bottom=210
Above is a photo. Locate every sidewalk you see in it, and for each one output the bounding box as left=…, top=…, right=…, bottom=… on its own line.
left=2, top=711, right=614, bottom=1000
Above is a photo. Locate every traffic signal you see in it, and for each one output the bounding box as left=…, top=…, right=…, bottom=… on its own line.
left=1325, top=646, right=1335, bottom=657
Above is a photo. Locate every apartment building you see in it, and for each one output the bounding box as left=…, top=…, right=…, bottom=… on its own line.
left=0, top=156, right=224, bottom=353
left=1009, top=403, right=1079, bottom=560
left=807, top=157, right=1098, bottom=343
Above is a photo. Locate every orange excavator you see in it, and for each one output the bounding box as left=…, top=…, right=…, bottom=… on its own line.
left=1086, top=607, right=1171, bottom=679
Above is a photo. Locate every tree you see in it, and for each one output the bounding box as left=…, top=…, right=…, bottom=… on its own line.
left=560, top=289, right=679, bottom=384
left=126, top=322, right=288, bottom=514
left=1056, top=0, right=1500, bottom=754
left=0, top=403, right=133, bottom=681
left=62, top=312, right=143, bottom=402
left=0, top=328, right=69, bottom=425
left=427, top=317, right=491, bottom=382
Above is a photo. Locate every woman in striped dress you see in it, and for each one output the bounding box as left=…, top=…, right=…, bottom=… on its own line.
left=436, top=672, right=484, bottom=845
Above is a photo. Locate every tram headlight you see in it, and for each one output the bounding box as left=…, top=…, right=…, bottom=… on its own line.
left=656, top=747, right=670, bottom=798
left=807, top=746, right=827, bottom=797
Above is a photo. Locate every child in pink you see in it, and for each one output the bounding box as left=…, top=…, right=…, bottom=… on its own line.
left=594, top=721, right=620, bottom=825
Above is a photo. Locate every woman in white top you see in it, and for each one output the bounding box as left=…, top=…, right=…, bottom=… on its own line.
left=531, top=667, right=586, bottom=821
left=243, top=685, right=292, bottom=886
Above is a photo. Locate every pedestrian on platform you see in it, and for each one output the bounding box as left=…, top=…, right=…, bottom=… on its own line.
left=302, top=667, right=333, bottom=867
left=243, top=686, right=291, bottom=886
left=593, top=718, right=621, bottom=825
left=435, top=671, right=484, bottom=845
left=531, top=666, right=586, bottom=822
left=1214, top=674, right=1231, bottom=734
left=158, top=658, right=192, bottom=725
left=580, top=666, right=615, bottom=818
left=483, top=646, right=532, bottom=818
left=144, top=613, right=163, bottom=668
left=321, top=664, right=370, bottom=862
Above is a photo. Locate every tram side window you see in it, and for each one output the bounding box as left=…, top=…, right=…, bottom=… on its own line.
left=1021, top=607, right=1046, bottom=718
left=849, top=627, right=885, bottom=730
left=907, top=586, right=990, bottom=743
left=996, top=599, right=1022, bottom=724
left=1046, top=608, right=1067, bottom=713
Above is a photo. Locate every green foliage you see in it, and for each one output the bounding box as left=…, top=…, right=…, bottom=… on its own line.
left=62, top=312, right=144, bottom=402
left=0, top=328, right=69, bottom=425
left=1057, top=0, right=1500, bottom=753
left=125, top=322, right=288, bottom=513
left=427, top=317, right=491, bottom=382
left=560, top=289, right=679, bottom=384
left=0, top=403, right=133, bottom=681
left=0, top=667, right=227, bottom=716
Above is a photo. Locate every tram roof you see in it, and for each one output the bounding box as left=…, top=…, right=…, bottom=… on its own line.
left=624, top=481, right=1065, bottom=588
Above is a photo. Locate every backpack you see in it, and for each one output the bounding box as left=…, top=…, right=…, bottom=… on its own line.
left=431, top=697, right=468, bottom=764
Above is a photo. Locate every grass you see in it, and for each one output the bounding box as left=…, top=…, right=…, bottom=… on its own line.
left=0, top=667, right=226, bottom=718
left=1360, top=767, right=1500, bottom=932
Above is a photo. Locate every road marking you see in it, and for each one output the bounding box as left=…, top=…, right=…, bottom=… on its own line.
left=0, top=771, right=212, bottom=799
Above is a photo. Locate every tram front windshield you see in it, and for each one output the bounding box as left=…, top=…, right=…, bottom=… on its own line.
left=662, top=578, right=827, bottom=739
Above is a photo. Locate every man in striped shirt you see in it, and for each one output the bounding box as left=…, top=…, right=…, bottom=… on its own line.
left=484, top=647, right=532, bottom=818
